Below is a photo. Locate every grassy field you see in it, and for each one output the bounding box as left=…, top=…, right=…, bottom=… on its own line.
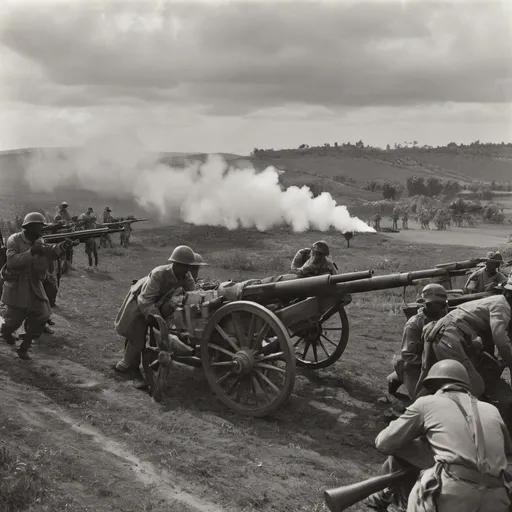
left=1, top=219, right=509, bottom=512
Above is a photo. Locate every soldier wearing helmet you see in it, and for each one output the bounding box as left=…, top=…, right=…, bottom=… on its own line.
left=55, top=202, right=71, bottom=223
left=114, top=245, right=199, bottom=380
left=387, top=284, right=449, bottom=398
left=0, top=212, right=77, bottom=359
left=418, top=281, right=512, bottom=436
left=290, top=240, right=338, bottom=278
left=367, top=359, right=512, bottom=512
left=99, top=207, right=114, bottom=249
left=84, top=215, right=99, bottom=268
left=465, top=251, right=507, bottom=293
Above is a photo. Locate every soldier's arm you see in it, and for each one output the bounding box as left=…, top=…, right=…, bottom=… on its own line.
left=5, top=236, right=33, bottom=269
left=464, top=271, right=479, bottom=293
left=137, top=268, right=164, bottom=318
left=291, top=250, right=305, bottom=271
left=489, top=302, right=512, bottom=368
left=183, top=272, right=197, bottom=292
left=295, top=261, right=316, bottom=278
left=375, top=400, right=425, bottom=454
left=400, top=320, right=423, bottom=365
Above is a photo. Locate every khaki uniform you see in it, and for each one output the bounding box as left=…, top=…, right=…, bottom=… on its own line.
left=290, top=248, right=337, bottom=278
left=375, top=386, right=512, bottom=512
left=55, top=209, right=73, bottom=265
left=422, top=296, right=512, bottom=433
left=120, top=220, right=133, bottom=248
left=100, top=211, right=114, bottom=248
left=0, top=232, right=65, bottom=349
left=394, top=308, right=445, bottom=398
left=465, top=267, right=507, bottom=293
left=115, top=265, right=196, bottom=370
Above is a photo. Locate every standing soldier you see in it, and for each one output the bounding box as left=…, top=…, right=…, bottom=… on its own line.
left=373, top=211, right=382, bottom=231
left=55, top=201, right=74, bottom=267
left=120, top=215, right=135, bottom=248
left=77, top=207, right=94, bottom=229
left=100, top=207, right=114, bottom=249
left=392, top=206, right=400, bottom=230
left=0, top=212, right=75, bottom=359
left=387, top=284, right=449, bottom=398
left=465, top=251, right=507, bottom=293
left=401, top=207, right=409, bottom=229
left=291, top=241, right=338, bottom=277
left=84, top=215, right=99, bottom=268
left=367, top=360, right=512, bottom=512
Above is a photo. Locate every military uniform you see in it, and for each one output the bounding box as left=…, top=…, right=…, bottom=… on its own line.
left=375, top=385, right=512, bottom=512
left=115, top=264, right=196, bottom=371
left=290, top=248, right=337, bottom=278
left=55, top=207, right=73, bottom=265
left=120, top=218, right=134, bottom=248
left=465, top=267, right=507, bottom=293
left=0, top=231, right=68, bottom=355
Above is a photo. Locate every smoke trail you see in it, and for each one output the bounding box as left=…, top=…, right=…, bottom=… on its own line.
left=23, top=136, right=374, bottom=233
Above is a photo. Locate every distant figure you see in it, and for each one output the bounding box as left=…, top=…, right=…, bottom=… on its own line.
left=54, top=201, right=71, bottom=222
left=77, top=207, right=95, bottom=230
left=401, top=208, right=409, bottom=229
left=373, top=212, right=382, bottom=231
left=84, top=215, right=99, bottom=268
left=120, top=215, right=136, bottom=248
left=392, top=206, right=400, bottom=230
left=291, top=240, right=338, bottom=278
left=100, top=207, right=114, bottom=249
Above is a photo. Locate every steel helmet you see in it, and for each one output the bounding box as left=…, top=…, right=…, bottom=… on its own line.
left=486, top=251, right=503, bottom=264
left=59, top=202, right=69, bottom=208
left=422, top=359, right=470, bottom=389
left=105, top=207, right=111, bottom=212
left=22, top=212, right=47, bottom=227
left=194, top=252, right=209, bottom=266
left=168, top=245, right=199, bottom=266
left=420, top=284, right=448, bottom=304
left=312, top=241, right=329, bottom=255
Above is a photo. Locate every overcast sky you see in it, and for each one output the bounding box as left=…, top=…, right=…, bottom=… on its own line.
left=0, top=0, right=510, bottom=155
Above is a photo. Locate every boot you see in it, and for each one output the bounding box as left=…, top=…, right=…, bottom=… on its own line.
left=17, top=349, right=31, bottom=360
left=1, top=331, right=18, bottom=345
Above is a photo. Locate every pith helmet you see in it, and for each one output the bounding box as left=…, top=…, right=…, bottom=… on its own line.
left=105, top=207, right=111, bottom=212
left=59, top=202, right=69, bottom=208
left=22, top=212, right=47, bottom=227
left=486, top=251, right=503, bottom=264
left=420, top=284, right=448, bottom=304
left=168, top=245, right=199, bottom=266
left=423, top=359, right=470, bottom=389
left=312, top=240, right=329, bottom=255
left=194, top=252, right=209, bottom=266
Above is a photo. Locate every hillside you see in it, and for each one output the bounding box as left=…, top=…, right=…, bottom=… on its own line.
left=1, top=143, right=511, bottom=219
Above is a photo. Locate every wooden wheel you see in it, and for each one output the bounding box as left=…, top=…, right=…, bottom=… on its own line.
left=291, top=306, right=349, bottom=370
left=202, top=301, right=296, bottom=417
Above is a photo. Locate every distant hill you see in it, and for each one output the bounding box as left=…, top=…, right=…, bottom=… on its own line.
left=1, top=143, right=511, bottom=218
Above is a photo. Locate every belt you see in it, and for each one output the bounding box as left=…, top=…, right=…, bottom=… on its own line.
left=445, top=463, right=504, bottom=488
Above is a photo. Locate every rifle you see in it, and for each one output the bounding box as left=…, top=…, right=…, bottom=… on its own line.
left=42, top=227, right=123, bottom=244
left=101, top=218, right=149, bottom=228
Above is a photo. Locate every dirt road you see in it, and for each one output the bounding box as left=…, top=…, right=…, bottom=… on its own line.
left=0, top=224, right=506, bottom=511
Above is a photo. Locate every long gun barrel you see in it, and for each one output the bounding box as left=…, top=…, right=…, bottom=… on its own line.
left=241, top=270, right=374, bottom=300
left=42, top=227, right=123, bottom=244
left=435, top=258, right=487, bottom=271
left=242, top=268, right=447, bottom=301
left=324, top=470, right=411, bottom=512
left=102, top=218, right=149, bottom=227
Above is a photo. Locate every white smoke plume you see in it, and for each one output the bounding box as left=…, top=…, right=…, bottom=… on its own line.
left=23, top=135, right=374, bottom=233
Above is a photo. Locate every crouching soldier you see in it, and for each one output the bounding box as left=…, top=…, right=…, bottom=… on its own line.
left=387, top=284, right=448, bottom=398
left=366, top=360, right=512, bottom=512
left=291, top=240, right=338, bottom=278
left=113, top=245, right=200, bottom=386
left=0, top=212, right=76, bottom=359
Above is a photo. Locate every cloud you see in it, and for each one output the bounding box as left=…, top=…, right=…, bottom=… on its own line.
left=1, top=0, right=511, bottom=115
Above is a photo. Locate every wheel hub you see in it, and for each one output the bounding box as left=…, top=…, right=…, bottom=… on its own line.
left=300, top=323, right=321, bottom=343
left=232, top=350, right=255, bottom=375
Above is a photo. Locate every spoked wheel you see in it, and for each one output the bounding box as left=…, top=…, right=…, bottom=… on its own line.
left=291, top=306, right=349, bottom=370
left=202, top=301, right=296, bottom=417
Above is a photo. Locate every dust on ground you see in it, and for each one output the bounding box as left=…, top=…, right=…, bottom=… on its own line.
left=0, top=223, right=508, bottom=512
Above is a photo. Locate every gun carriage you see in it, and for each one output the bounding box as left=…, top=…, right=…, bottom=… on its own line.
left=142, top=260, right=492, bottom=417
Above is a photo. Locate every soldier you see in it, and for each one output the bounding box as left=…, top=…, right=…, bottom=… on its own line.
left=367, top=360, right=512, bottom=512
left=419, top=284, right=512, bottom=435
left=84, top=215, right=99, bottom=268
left=392, top=206, right=400, bottom=230
left=99, top=207, right=115, bottom=249
left=291, top=241, right=338, bottom=278
left=373, top=211, right=382, bottom=231
left=119, top=215, right=136, bottom=248
left=0, top=212, right=75, bottom=359
left=465, top=251, right=507, bottom=293
left=113, top=245, right=199, bottom=383
left=387, top=284, right=448, bottom=398
left=55, top=201, right=71, bottom=222
left=77, top=207, right=94, bottom=229
left=191, top=252, right=219, bottom=290
left=401, top=208, right=409, bottom=230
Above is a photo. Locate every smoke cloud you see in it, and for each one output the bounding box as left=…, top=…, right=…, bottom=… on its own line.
left=23, top=135, right=374, bottom=234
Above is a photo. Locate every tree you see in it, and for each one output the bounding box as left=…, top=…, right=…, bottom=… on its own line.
left=343, top=232, right=354, bottom=248
left=386, top=144, right=391, bottom=151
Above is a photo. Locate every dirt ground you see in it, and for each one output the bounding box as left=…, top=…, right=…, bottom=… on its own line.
left=0, top=222, right=509, bottom=512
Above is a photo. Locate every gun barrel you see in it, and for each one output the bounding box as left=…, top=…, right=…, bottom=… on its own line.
left=435, top=259, right=484, bottom=271
left=241, top=270, right=374, bottom=301
left=324, top=470, right=410, bottom=512
left=42, top=227, right=122, bottom=244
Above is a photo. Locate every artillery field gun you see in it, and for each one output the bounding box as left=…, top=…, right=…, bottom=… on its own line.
left=142, top=257, right=496, bottom=417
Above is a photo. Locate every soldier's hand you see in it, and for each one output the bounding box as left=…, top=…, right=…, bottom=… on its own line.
left=147, top=315, right=159, bottom=329
left=30, top=244, right=45, bottom=256
left=60, top=238, right=75, bottom=251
